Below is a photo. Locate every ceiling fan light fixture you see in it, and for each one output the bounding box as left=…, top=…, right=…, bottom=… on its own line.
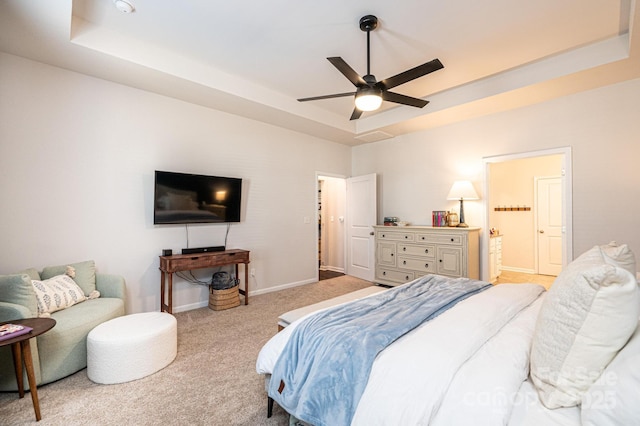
left=355, top=88, right=382, bottom=111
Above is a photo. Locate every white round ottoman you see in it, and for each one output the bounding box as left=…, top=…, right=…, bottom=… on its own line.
left=87, top=312, right=177, bottom=384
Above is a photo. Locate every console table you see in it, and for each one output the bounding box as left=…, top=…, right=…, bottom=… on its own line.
left=159, top=249, right=250, bottom=314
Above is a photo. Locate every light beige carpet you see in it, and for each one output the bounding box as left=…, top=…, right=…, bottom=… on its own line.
left=0, top=275, right=372, bottom=426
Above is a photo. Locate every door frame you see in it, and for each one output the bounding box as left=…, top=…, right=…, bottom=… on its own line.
left=482, top=147, right=573, bottom=281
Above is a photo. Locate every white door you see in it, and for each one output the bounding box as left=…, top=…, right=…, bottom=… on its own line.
left=537, top=177, right=563, bottom=276
left=346, top=173, right=377, bottom=281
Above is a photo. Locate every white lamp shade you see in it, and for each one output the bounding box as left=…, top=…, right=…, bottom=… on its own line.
left=355, top=88, right=383, bottom=111
left=447, top=180, right=479, bottom=200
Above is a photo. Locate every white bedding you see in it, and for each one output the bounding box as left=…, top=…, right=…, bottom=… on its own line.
left=256, top=283, right=557, bottom=426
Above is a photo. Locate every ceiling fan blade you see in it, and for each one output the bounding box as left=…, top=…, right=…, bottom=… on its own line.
left=382, top=91, right=429, bottom=108
left=350, top=108, right=364, bottom=121
left=379, top=58, right=444, bottom=90
left=298, top=92, right=355, bottom=102
left=327, top=57, right=367, bottom=87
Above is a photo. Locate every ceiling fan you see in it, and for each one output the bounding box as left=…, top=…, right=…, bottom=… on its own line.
left=297, top=15, right=444, bottom=120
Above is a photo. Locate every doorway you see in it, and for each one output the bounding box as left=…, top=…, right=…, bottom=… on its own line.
left=316, top=173, right=377, bottom=282
left=317, top=175, right=346, bottom=280
left=483, top=147, right=573, bottom=282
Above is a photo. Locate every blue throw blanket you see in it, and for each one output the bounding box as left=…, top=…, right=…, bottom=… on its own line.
left=268, top=275, right=491, bottom=426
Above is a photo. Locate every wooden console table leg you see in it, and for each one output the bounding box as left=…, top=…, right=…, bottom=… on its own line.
left=167, top=273, right=173, bottom=314
left=21, top=339, right=42, bottom=421
left=160, top=270, right=166, bottom=312
left=244, top=262, right=249, bottom=305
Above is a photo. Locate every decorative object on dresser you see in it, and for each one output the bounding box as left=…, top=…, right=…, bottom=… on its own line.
left=431, top=210, right=448, bottom=227
left=374, top=225, right=480, bottom=286
left=446, top=180, right=479, bottom=228
left=447, top=211, right=459, bottom=227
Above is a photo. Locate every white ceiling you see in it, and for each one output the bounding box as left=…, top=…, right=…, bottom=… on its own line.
left=1, top=0, right=638, bottom=145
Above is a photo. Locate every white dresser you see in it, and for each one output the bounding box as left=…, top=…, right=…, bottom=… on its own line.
left=489, top=235, right=503, bottom=283
left=374, top=225, right=480, bottom=286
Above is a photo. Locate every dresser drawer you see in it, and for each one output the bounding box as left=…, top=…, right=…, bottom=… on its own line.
left=416, top=233, right=463, bottom=245
left=397, top=257, right=436, bottom=273
left=377, top=268, right=414, bottom=283
left=397, top=243, right=435, bottom=258
left=377, top=231, right=415, bottom=242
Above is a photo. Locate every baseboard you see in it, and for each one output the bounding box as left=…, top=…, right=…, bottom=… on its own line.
left=319, top=266, right=345, bottom=273
left=172, top=300, right=209, bottom=313
left=501, top=266, right=536, bottom=274
left=171, top=277, right=330, bottom=312
left=250, top=278, right=317, bottom=297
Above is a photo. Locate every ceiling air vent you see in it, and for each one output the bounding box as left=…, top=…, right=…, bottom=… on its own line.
left=354, top=131, right=394, bottom=143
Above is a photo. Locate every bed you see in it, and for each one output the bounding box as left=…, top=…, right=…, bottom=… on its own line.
left=256, top=242, right=640, bottom=426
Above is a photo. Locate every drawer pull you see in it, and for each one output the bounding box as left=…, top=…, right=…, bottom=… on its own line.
left=403, top=247, right=406, bottom=251
left=425, top=263, right=429, bottom=268
left=382, top=234, right=385, bottom=238
left=403, top=260, right=407, bottom=265
left=405, top=235, right=409, bottom=239
left=391, top=253, right=394, bottom=257
left=405, top=276, right=410, bottom=280
left=451, top=238, right=454, bottom=242
left=421, top=236, right=425, bottom=240
left=425, top=249, right=429, bottom=254
left=439, top=259, right=443, bottom=263
left=383, top=271, right=386, bottom=276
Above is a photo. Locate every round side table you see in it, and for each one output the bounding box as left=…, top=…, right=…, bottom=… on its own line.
left=0, top=317, right=56, bottom=422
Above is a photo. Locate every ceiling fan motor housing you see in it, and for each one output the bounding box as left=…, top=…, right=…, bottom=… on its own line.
left=359, top=15, right=378, bottom=32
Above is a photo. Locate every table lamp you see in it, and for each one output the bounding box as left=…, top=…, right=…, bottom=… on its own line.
left=446, top=180, right=479, bottom=228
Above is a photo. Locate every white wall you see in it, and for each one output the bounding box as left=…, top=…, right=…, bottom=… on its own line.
left=353, top=77, right=640, bottom=273
left=0, top=52, right=352, bottom=313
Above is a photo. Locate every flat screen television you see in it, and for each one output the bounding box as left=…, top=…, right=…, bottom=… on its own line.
left=154, top=170, right=242, bottom=224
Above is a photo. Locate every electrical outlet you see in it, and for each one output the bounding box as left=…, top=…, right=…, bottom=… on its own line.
left=250, top=268, right=256, bottom=277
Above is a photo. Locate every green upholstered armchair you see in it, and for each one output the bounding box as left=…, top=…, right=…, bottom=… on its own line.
left=0, top=260, right=126, bottom=390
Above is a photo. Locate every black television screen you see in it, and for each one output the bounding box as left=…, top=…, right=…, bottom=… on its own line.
left=154, top=170, right=242, bottom=224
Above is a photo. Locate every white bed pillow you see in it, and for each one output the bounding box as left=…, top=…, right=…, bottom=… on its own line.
left=581, top=320, right=640, bottom=425
left=530, top=244, right=640, bottom=409
left=599, top=241, right=636, bottom=276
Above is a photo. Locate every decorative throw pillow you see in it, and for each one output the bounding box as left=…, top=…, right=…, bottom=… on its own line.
left=31, top=274, right=87, bottom=317
left=41, top=260, right=96, bottom=296
left=530, top=245, right=640, bottom=409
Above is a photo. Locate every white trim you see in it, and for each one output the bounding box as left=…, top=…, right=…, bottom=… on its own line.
left=319, top=266, right=346, bottom=273
left=482, top=147, right=573, bottom=282
left=246, top=278, right=317, bottom=297
left=501, top=265, right=536, bottom=275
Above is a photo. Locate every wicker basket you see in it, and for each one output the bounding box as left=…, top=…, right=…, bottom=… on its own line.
left=208, top=286, right=240, bottom=311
